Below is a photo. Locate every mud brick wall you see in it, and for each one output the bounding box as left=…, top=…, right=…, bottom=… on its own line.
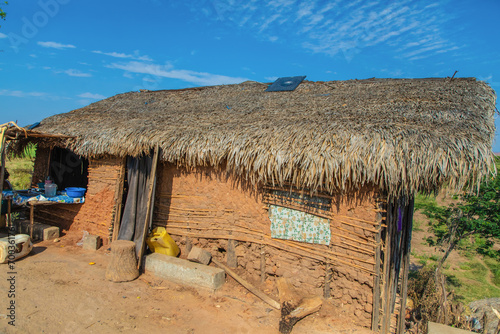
left=35, top=156, right=122, bottom=244
left=153, top=163, right=381, bottom=328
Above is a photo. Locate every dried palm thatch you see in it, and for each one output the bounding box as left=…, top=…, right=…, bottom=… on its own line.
left=18, top=78, right=497, bottom=197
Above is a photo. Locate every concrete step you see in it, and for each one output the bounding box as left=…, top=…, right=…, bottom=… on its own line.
left=428, top=322, right=475, bottom=334
left=145, top=252, right=225, bottom=291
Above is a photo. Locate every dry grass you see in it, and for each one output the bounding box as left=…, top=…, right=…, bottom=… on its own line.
left=5, top=156, right=34, bottom=189
left=12, top=77, right=497, bottom=197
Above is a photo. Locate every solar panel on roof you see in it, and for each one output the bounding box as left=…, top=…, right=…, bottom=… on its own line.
left=265, top=76, right=306, bottom=92
left=27, top=122, right=40, bottom=130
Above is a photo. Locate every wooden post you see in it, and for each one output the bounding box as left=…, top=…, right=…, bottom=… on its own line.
left=227, top=237, right=237, bottom=268
left=227, top=215, right=237, bottom=268
left=186, top=214, right=192, bottom=253
left=7, top=198, right=11, bottom=228
left=46, top=148, right=52, bottom=177
left=381, top=199, right=395, bottom=334
left=111, top=157, right=126, bottom=241
left=29, top=204, right=35, bottom=239
left=0, top=134, right=6, bottom=205
left=323, top=262, right=331, bottom=299
left=137, top=146, right=159, bottom=270
left=185, top=236, right=193, bottom=253
left=372, top=197, right=385, bottom=331
left=260, top=243, right=266, bottom=284
left=397, top=198, right=414, bottom=334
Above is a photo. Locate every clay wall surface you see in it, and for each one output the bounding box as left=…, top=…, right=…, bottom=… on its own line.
left=153, top=163, right=381, bottom=328
left=35, top=156, right=121, bottom=244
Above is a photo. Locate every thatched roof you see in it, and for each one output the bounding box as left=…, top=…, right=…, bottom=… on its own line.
left=22, top=77, right=497, bottom=196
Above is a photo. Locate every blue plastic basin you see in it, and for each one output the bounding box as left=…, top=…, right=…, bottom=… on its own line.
left=65, top=187, right=87, bottom=198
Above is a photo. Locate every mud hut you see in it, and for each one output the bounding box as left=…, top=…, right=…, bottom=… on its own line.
left=8, top=77, right=497, bottom=333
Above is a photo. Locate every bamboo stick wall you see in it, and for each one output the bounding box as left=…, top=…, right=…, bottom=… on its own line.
left=153, top=163, right=383, bottom=328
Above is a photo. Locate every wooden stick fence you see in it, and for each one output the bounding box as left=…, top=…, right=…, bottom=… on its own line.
left=153, top=219, right=376, bottom=273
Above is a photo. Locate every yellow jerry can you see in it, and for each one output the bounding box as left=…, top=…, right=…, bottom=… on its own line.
left=146, top=227, right=180, bottom=257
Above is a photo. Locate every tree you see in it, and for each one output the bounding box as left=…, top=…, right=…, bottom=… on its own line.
left=424, top=157, right=500, bottom=322
left=431, top=159, right=500, bottom=274
left=0, top=1, right=8, bottom=24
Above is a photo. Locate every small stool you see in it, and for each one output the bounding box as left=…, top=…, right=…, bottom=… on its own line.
left=105, top=240, right=139, bottom=282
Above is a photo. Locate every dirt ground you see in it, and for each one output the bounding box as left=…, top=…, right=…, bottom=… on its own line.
left=0, top=232, right=375, bottom=334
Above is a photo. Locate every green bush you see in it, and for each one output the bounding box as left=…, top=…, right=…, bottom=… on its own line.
left=484, top=257, right=500, bottom=287
left=475, top=237, right=496, bottom=258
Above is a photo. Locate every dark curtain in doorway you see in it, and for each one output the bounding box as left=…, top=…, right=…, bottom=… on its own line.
left=117, top=155, right=154, bottom=256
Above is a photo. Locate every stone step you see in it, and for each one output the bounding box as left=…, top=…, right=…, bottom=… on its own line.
left=15, top=220, right=60, bottom=241
left=145, top=252, right=225, bottom=291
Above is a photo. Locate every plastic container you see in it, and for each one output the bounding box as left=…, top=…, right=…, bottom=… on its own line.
left=146, top=227, right=180, bottom=257
left=65, top=187, right=86, bottom=198
left=0, top=234, right=33, bottom=264
left=44, top=183, right=57, bottom=197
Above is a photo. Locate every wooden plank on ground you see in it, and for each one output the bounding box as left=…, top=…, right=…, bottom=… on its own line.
left=212, top=258, right=280, bottom=310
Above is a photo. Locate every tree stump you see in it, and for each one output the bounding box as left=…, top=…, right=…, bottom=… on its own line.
left=277, top=277, right=323, bottom=334
left=105, top=240, right=139, bottom=282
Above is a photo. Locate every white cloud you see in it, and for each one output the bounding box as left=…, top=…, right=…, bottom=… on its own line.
left=107, top=61, right=248, bottom=86
left=186, top=0, right=457, bottom=61
left=92, top=50, right=153, bottom=61
left=77, top=99, right=91, bottom=106
left=0, top=89, right=46, bottom=98
left=37, top=41, right=76, bottom=50
left=64, top=69, right=92, bottom=77
left=78, top=92, right=106, bottom=99
left=0, top=32, right=7, bottom=39
left=29, top=54, right=38, bottom=58
left=478, top=74, right=493, bottom=83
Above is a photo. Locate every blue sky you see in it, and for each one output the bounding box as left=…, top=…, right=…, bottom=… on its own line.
left=1, top=0, right=499, bottom=150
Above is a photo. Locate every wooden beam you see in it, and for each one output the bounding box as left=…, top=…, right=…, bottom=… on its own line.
left=212, top=258, right=280, bottom=310
left=137, top=146, right=159, bottom=270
